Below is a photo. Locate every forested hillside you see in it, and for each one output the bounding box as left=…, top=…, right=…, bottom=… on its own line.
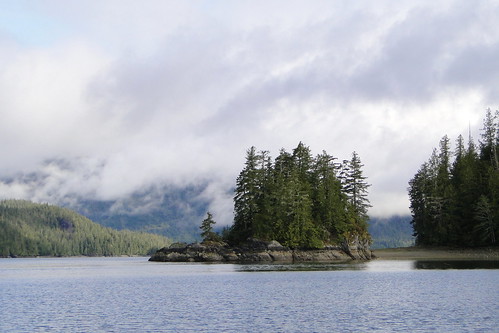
left=226, top=142, right=371, bottom=248
left=408, top=109, right=498, bottom=246
left=368, top=216, right=414, bottom=249
left=0, top=200, right=171, bottom=257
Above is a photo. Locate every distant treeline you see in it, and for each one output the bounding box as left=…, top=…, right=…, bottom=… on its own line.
left=409, top=109, right=499, bottom=246
left=368, top=216, right=414, bottom=249
left=226, top=142, right=371, bottom=248
left=0, top=200, right=171, bottom=257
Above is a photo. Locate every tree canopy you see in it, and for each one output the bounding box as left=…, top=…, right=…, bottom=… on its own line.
left=227, top=142, right=371, bottom=248
left=408, top=109, right=499, bottom=246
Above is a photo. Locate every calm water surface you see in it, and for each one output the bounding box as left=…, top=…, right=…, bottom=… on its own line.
left=1, top=257, right=498, bottom=332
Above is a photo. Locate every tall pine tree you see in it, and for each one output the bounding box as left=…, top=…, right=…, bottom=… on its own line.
left=232, top=147, right=260, bottom=242
left=342, top=152, right=371, bottom=221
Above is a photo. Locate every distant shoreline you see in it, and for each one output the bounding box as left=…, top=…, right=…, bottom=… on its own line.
left=374, top=246, right=499, bottom=260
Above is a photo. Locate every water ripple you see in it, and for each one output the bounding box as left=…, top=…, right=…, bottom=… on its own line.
left=1, top=257, right=498, bottom=332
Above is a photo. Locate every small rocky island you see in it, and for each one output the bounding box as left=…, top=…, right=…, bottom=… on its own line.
left=149, top=238, right=373, bottom=263
left=150, top=143, right=375, bottom=263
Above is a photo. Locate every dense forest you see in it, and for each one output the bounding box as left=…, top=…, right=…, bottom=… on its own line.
left=408, top=109, right=499, bottom=247
left=0, top=200, right=171, bottom=257
left=225, top=142, right=371, bottom=248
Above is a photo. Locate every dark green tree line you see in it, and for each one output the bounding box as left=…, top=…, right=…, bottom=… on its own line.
left=408, top=109, right=499, bottom=246
left=228, top=142, right=371, bottom=248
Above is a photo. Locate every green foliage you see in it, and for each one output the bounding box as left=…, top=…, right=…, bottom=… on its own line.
left=0, top=200, right=171, bottom=257
left=408, top=109, right=499, bottom=246
left=200, top=212, right=220, bottom=242
left=474, top=196, right=496, bottom=244
left=228, top=142, right=371, bottom=248
left=341, top=152, right=371, bottom=218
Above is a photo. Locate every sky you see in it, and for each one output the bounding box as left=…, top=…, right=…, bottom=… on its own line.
left=0, top=0, right=498, bottom=224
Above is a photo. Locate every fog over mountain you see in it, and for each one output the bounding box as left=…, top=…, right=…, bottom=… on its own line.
left=1, top=1, right=497, bottom=226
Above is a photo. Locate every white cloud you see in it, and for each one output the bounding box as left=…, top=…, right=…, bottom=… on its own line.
left=0, top=0, right=497, bottom=224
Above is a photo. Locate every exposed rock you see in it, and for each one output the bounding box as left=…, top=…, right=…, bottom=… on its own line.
left=268, top=251, right=294, bottom=261
left=149, top=238, right=373, bottom=263
left=292, top=248, right=347, bottom=262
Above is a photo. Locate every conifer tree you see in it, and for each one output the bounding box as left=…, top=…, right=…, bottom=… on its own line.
left=269, top=149, right=295, bottom=243
left=343, top=152, right=371, bottom=220
left=292, top=142, right=313, bottom=182
left=474, top=196, right=496, bottom=244
left=409, top=109, right=499, bottom=246
left=480, top=108, right=498, bottom=169
left=229, top=143, right=371, bottom=248
left=409, top=162, right=432, bottom=245
left=200, top=212, right=218, bottom=242
left=253, top=150, right=273, bottom=240
left=232, top=147, right=260, bottom=242
left=312, top=151, right=347, bottom=241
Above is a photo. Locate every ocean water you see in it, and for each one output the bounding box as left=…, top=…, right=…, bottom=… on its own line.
left=0, top=257, right=498, bottom=332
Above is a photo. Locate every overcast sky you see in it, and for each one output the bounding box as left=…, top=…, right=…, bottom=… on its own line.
left=0, top=0, right=497, bottom=223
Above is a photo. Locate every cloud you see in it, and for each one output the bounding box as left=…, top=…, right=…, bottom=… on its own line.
left=0, top=1, right=497, bottom=224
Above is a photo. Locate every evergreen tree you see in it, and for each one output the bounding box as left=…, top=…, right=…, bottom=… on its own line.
left=480, top=108, right=498, bottom=169
left=253, top=150, right=273, bottom=240
left=287, top=142, right=320, bottom=247
left=454, top=134, right=465, bottom=163
left=268, top=148, right=295, bottom=243
left=312, top=151, right=347, bottom=241
left=232, top=147, right=260, bottom=242
left=292, top=142, right=313, bottom=182
left=409, top=109, right=499, bottom=247
left=409, top=162, right=432, bottom=245
left=342, top=152, right=371, bottom=220
left=435, top=136, right=454, bottom=243
left=200, top=212, right=218, bottom=242
left=228, top=143, right=371, bottom=248
left=474, top=196, right=496, bottom=244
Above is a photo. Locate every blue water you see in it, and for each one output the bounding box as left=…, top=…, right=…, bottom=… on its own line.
left=1, top=258, right=498, bottom=332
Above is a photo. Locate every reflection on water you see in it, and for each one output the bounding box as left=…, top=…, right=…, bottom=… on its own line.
left=414, top=260, right=499, bottom=270
left=236, top=261, right=368, bottom=272
left=236, top=259, right=499, bottom=272
left=3, top=258, right=496, bottom=276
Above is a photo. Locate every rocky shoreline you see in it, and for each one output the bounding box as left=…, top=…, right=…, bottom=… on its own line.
left=149, top=238, right=374, bottom=263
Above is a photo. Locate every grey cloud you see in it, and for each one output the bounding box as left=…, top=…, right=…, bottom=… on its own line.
left=0, top=1, right=497, bottom=220
left=444, top=44, right=499, bottom=101
left=346, top=4, right=489, bottom=102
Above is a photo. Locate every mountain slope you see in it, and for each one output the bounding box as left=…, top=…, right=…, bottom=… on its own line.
left=73, top=185, right=209, bottom=243
left=0, top=200, right=171, bottom=257
left=368, top=215, right=415, bottom=249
